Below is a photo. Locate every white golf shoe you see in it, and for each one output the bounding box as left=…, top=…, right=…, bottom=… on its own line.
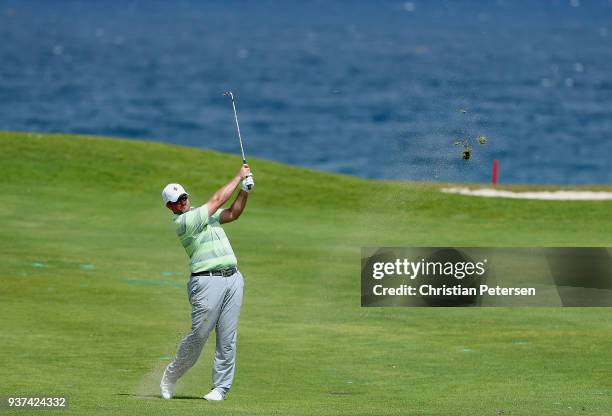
left=203, top=388, right=224, bottom=401
left=160, top=370, right=175, bottom=400
left=160, top=381, right=175, bottom=400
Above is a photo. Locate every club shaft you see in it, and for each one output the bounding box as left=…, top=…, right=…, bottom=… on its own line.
left=229, top=95, right=247, bottom=163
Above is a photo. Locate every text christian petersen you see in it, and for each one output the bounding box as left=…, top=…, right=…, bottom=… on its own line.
left=370, top=258, right=536, bottom=297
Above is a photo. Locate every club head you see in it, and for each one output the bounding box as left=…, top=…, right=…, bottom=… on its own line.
left=223, top=91, right=234, bottom=100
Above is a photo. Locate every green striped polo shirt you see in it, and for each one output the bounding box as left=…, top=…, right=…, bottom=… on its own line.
left=172, top=204, right=237, bottom=273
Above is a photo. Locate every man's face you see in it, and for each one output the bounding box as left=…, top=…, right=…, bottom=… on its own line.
left=166, top=193, right=190, bottom=214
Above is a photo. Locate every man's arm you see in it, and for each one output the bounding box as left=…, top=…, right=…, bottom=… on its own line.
left=206, top=164, right=250, bottom=216
left=220, top=190, right=249, bottom=224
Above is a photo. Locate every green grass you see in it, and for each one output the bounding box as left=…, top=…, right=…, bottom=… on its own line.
left=1, top=131, right=611, bottom=415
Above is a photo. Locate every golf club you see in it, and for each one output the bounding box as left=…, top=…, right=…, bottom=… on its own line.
left=223, top=91, right=252, bottom=190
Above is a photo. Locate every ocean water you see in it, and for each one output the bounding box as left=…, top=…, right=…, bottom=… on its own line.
left=1, top=0, right=611, bottom=184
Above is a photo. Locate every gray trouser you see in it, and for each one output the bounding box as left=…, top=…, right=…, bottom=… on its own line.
left=163, top=270, right=244, bottom=396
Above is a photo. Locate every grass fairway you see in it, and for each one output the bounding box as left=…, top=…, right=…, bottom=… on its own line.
left=1, top=131, right=611, bottom=416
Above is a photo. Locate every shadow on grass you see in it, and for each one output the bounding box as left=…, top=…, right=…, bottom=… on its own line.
left=116, top=393, right=202, bottom=400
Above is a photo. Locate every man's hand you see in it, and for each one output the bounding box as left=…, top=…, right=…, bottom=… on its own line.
left=242, top=173, right=255, bottom=192
left=238, top=164, right=250, bottom=180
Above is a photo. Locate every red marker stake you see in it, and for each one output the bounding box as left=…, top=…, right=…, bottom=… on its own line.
left=492, top=159, right=499, bottom=186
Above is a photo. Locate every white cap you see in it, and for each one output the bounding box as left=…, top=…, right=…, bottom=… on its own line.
left=162, top=183, right=189, bottom=203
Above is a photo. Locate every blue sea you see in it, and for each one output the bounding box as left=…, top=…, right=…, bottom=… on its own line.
left=1, top=0, right=611, bottom=184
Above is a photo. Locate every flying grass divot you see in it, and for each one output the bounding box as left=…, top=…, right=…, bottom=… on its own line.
left=454, top=108, right=488, bottom=160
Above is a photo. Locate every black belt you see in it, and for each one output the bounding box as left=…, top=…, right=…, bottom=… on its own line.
left=191, top=266, right=237, bottom=278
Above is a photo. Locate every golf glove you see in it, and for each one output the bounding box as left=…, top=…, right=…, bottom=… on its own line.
left=242, top=173, right=255, bottom=192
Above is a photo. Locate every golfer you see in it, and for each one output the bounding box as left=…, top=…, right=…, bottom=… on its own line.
left=159, top=164, right=254, bottom=401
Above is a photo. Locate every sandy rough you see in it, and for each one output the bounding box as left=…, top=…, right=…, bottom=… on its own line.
left=441, top=187, right=612, bottom=201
